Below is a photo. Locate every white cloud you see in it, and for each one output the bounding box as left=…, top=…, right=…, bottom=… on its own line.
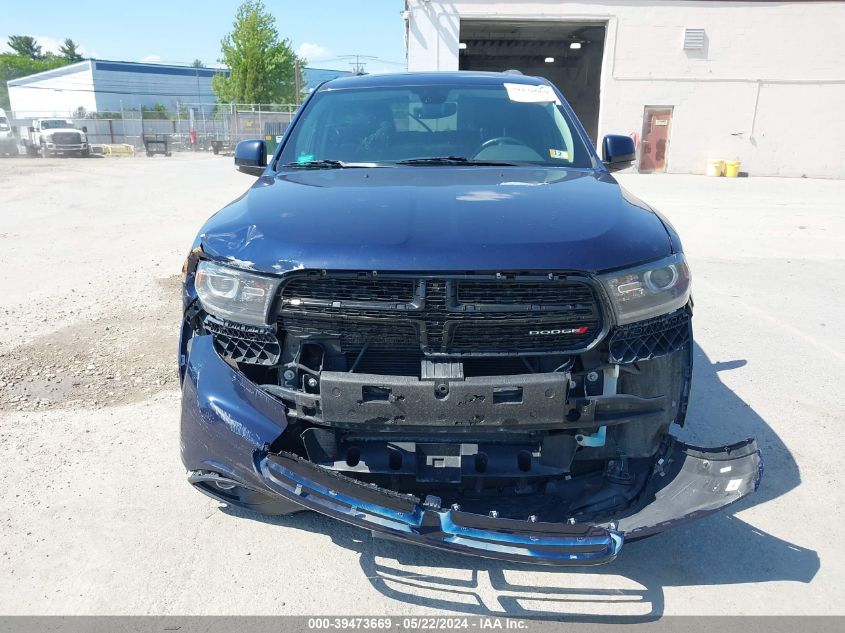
left=296, top=42, right=333, bottom=62
left=35, top=35, right=63, bottom=54
left=141, top=54, right=162, bottom=63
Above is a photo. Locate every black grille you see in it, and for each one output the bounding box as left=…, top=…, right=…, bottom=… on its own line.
left=608, top=309, right=690, bottom=364
left=423, top=280, right=448, bottom=353
left=282, top=277, right=415, bottom=303
left=457, top=280, right=595, bottom=306
left=450, top=319, right=596, bottom=353
left=345, top=349, right=424, bottom=376
left=282, top=314, right=419, bottom=352
left=53, top=132, right=81, bottom=144
left=204, top=315, right=281, bottom=365
left=278, top=274, right=602, bottom=360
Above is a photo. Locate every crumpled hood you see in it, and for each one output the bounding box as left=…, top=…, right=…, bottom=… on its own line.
left=199, top=167, right=673, bottom=274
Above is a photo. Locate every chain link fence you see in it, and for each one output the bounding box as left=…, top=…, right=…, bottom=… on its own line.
left=8, top=104, right=299, bottom=153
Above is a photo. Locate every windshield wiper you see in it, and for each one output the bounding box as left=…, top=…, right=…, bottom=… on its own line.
left=282, top=159, right=389, bottom=169
left=395, top=156, right=518, bottom=166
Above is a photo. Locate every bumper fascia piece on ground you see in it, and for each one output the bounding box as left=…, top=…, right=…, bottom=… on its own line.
left=181, top=334, right=762, bottom=566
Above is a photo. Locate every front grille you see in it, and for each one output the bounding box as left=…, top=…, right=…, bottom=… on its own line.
left=450, top=320, right=595, bottom=353
left=457, top=280, right=595, bottom=306
left=52, top=132, right=80, bottom=144
left=282, top=277, right=415, bottom=303
left=277, top=274, right=603, bottom=360
left=608, top=309, right=690, bottom=363
left=204, top=315, right=281, bottom=365
left=282, top=314, right=419, bottom=353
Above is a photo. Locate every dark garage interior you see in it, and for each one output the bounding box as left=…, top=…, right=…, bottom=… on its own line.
left=459, top=20, right=607, bottom=143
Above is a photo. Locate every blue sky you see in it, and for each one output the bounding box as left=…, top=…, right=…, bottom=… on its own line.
left=1, top=1, right=407, bottom=73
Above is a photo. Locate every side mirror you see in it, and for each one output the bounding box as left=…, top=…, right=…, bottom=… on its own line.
left=82, top=125, right=88, bottom=133
left=29, top=126, right=35, bottom=132
left=602, top=135, right=636, bottom=172
left=234, top=139, right=267, bottom=176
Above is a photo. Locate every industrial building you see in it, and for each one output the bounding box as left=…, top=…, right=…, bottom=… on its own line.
left=404, top=0, right=845, bottom=177
left=7, top=59, right=226, bottom=118
left=6, top=60, right=350, bottom=119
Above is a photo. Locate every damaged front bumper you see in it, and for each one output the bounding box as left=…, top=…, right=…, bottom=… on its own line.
left=181, top=335, right=762, bottom=566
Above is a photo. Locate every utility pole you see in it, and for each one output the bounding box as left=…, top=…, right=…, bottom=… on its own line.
left=195, top=66, right=207, bottom=138
left=119, top=99, right=125, bottom=143
left=338, top=54, right=378, bottom=75
left=294, top=59, right=302, bottom=105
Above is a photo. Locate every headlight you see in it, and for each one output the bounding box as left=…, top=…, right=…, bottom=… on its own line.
left=598, top=253, right=691, bottom=325
left=194, top=261, right=280, bottom=326
left=44, top=133, right=54, bottom=141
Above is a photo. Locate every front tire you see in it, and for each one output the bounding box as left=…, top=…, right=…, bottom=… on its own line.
left=79, top=148, right=90, bottom=158
left=40, top=144, right=49, bottom=159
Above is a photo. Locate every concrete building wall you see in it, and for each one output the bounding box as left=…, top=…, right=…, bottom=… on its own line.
left=406, top=0, right=845, bottom=178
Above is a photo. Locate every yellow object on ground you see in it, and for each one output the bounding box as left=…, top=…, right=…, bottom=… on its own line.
left=706, top=159, right=725, bottom=177
left=725, top=160, right=741, bottom=178
left=99, top=144, right=136, bottom=157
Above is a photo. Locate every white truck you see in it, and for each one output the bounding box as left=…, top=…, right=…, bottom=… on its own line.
left=20, top=118, right=90, bottom=158
left=0, top=108, right=17, bottom=156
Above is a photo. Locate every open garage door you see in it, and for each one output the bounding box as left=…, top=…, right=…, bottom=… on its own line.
left=459, top=20, right=606, bottom=144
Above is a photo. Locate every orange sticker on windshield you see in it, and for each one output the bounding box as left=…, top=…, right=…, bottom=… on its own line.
left=549, top=149, right=569, bottom=160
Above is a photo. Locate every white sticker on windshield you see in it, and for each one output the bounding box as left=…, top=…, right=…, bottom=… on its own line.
left=504, top=83, right=561, bottom=105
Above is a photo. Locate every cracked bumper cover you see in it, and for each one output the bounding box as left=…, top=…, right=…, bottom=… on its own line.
left=181, top=335, right=762, bottom=565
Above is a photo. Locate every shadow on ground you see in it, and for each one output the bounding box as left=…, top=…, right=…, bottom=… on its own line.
left=224, top=343, right=818, bottom=620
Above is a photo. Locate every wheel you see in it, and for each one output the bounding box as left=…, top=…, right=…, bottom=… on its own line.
left=40, top=144, right=49, bottom=159
left=146, top=151, right=153, bottom=157
left=26, top=144, right=38, bottom=157
left=80, top=148, right=90, bottom=158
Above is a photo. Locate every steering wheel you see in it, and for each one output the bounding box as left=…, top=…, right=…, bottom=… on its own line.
left=471, top=136, right=528, bottom=158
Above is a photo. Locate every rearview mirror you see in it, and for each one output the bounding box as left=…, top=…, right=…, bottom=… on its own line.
left=413, top=102, right=457, bottom=120
left=234, top=139, right=267, bottom=176
left=601, top=135, right=636, bottom=172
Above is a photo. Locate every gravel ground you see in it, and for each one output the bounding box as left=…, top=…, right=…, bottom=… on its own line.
left=0, top=154, right=843, bottom=618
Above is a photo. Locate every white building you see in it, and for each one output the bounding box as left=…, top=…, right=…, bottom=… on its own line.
left=7, top=59, right=226, bottom=119
left=405, top=0, right=845, bottom=177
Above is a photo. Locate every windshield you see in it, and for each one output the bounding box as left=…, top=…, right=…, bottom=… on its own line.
left=41, top=119, right=75, bottom=129
left=279, top=82, right=594, bottom=168
left=0, top=117, right=9, bottom=131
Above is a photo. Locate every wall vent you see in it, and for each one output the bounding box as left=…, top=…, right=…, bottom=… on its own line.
left=683, top=28, right=706, bottom=50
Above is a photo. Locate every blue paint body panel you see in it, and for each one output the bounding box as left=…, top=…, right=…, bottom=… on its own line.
left=200, top=168, right=674, bottom=275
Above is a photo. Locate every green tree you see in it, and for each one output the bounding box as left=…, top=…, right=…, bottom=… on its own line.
left=0, top=53, right=68, bottom=110
left=191, top=58, right=205, bottom=68
left=140, top=103, right=170, bottom=120
left=212, top=1, right=303, bottom=104
left=7, top=35, right=42, bottom=59
left=59, top=38, right=84, bottom=62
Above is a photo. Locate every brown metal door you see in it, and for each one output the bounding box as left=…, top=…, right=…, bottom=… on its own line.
left=638, top=107, right=673, bottom=173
